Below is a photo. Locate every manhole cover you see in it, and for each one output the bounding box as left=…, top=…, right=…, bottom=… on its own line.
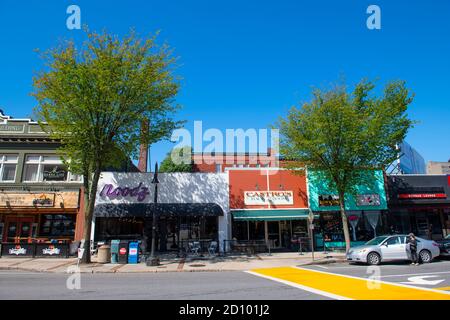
left=189, top=264, right=206, bottom=267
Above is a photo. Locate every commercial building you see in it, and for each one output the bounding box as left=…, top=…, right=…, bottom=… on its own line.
left=388, top=141, right=426, bottom=174
left=427, top=160, right=450, bottom=175
left=386, top=174, right=450, bottom=239
left=0, top=111, right=85, bottom=246
left=192, top=148, right=278, bottom=173
left=229, top=168, right=313, bottom=251
left=93, top=172, right=230, bottom=253
left=307, top=170, right=388, bottom=248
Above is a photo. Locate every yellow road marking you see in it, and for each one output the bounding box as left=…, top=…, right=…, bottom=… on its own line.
left=248, top=267, right=450, bottom=300
left=435, top=286, right=450, bottom=291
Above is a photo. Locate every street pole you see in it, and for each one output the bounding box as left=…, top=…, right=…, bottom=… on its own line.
left=147, top=162, right=160, bottom=266
left=308, top=209, right=315, bottom=262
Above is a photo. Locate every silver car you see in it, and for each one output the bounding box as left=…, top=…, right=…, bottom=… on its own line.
left=346, top=234, right=441, bottom=265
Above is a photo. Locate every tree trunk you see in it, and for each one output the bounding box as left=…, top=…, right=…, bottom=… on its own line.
left=80, top=168, right=101, bottom=264
left=339, top=192, right=351, bottom=253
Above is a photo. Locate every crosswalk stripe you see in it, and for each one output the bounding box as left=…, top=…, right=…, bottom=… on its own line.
left=248, top=266, right=450, bottom=300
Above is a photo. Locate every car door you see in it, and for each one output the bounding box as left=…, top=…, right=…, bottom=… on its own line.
left=380, top=236, right=408, bottom=260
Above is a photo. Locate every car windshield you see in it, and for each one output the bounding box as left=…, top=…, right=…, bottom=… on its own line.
left=446, top=235, right=450, bottom=240
left=365, top=236, right=389, bottom=245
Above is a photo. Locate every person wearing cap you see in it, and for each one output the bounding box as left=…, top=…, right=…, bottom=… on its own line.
left=406, top=233, right=419, bottom=265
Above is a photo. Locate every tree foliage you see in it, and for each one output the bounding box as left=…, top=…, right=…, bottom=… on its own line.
left=159, top=146, right=193, bottom=172
left=33, top=29, right=183, bottom=262
left=277, top=79, right=415, bottom=251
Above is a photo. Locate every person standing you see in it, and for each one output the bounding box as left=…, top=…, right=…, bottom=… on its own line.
left=406, top=233, right=419, bottom=265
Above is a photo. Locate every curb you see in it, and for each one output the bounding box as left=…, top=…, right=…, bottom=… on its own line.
left=0, top=258, right=347, bottom=274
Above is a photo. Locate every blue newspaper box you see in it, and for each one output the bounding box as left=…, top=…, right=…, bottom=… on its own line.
left=128, top=241, right=139, bottom=264
left=110, top=240, right=120, bottom=264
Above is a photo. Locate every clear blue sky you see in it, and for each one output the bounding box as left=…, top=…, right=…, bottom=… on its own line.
left=0, top=0, right=449, bottom=168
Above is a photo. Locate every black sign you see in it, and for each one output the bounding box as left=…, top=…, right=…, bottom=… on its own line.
left=35, top=243, right=69, bottom=258
left=1, top=243, right=35, bottom=257
left=319, top=195, right=340, bottom=207
left=43, top=169, right=67, bottom=181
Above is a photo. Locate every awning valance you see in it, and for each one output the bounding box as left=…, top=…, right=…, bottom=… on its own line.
left=232, top=209, right=317, bottom=221
left=94, top=203, right=224, bottom=218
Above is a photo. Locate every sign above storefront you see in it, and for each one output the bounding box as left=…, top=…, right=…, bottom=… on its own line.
left=244, top=191, right=294, bottom=205
left=318, top=195, right=340, bottom=207
left=100, top=183, right=150, bottom=202
left=32, top=194, right=55, bottom=207
left=356, top=194, right=381, bottom=206
left=398, top=193, right=447, bottom=199
left=0, top=192, right=79, bottom=208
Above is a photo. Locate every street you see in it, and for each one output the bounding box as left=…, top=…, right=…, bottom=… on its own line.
left=1, top=260, right=449, bottom=300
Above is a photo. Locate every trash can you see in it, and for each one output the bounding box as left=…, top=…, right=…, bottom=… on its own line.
left=118, top=240, right=129, bottom=264
left=128, top=241, right=140, bottom=264
left=97, top=245, right=111, bottom=263
left=110, top=240, right=120, bottom=264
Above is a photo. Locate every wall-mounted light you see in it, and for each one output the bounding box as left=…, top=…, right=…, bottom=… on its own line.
left=279, top=184, right=284, bottom=190
left=255, top=183, right=259, bottom=190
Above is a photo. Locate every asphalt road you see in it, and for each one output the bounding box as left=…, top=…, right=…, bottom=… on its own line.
left=0, top=270, right=327, bottom=300
left=1, top=259, right=449, bottom=300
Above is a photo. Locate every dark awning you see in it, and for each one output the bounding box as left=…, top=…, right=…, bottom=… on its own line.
left=94, top=203, right=224, bottom=218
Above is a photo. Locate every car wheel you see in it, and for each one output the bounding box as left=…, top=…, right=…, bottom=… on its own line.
left=419, top=249, right=432, bottom=263
left=367, top=252, right=381, bottom=265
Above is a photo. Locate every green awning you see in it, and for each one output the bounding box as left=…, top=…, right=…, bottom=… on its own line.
left=232, top=209, right=318, bottom=221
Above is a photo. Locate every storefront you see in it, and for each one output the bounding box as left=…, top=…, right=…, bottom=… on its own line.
left=93, top=172, right=230, bottom=252
left=229, top=168, right=314, bottom=251
left=307, top=170, right=388, bottom=248
left=386, top=174, right=450, bottom=240
left=0, top=189, right=83, bottom=244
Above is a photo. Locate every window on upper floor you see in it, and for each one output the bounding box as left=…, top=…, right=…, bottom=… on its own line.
left=23, top=155, right=82, bottom=182
left=0, top=154, right=18, bottom=182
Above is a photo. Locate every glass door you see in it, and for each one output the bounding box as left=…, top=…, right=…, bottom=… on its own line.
left=4, top=217, right=34, bottom=243
left=267, top=221, right=280, bottom=248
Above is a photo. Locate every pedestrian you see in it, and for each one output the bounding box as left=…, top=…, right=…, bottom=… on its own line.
left=406, top=233, right=419, bottom=266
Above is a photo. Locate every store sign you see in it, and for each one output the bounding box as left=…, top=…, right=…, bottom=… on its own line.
left=41, top=245, right=61, bottom=256
left=43, top=167, right=67, bottom=181
left=356, top=194, right=381, bottom=206
left=398, top=193, right=447, bottom=199
left=0, top=124, right=24, bottom=133
left=32, top=194, right=55, bottom=207
left=100, top=183, right=150, bottom=202
left=1, top=243, right=34, bottom=257
left=319, top=195, right=340, bottom=207
left=244, top=191, right=294, bottom=205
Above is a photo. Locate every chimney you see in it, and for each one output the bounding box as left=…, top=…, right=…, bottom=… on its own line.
left=137, top=119, right=149, bottom=172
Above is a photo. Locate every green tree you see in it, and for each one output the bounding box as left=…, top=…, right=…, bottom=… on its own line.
left=33, top=29, right=183, bottom=263
left=159, top=146, right=193, bottom=172
left=277, top=80, right=414, bottom=252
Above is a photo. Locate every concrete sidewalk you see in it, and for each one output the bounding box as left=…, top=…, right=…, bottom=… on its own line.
left=0, top=252, right=345, bottom=273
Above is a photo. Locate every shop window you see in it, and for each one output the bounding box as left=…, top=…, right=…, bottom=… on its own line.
left=0, top=154, right=18, bottom=182
left=39, top=214, right=76, bottom=238
left=23, top=155, right=81, bottom=182
left=232, top=221, right=249, bottom=240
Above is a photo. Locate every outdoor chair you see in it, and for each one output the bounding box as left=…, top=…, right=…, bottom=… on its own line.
left=188, top=241, right=201, bottom=256
left=208, top=241, right=218, bottom=256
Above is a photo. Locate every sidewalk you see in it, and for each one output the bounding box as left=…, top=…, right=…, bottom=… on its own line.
left=0, top=252, right=346, bottom=274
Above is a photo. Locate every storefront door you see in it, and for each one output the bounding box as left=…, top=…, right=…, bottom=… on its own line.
left=3, top=217, right=34, bottom=243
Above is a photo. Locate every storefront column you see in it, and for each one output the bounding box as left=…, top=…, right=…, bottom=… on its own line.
left=90, top=216, right=96, bottom=251
left=264, top=221, right=269, bottom=245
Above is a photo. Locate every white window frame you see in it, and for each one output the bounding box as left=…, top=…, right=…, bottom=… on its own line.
left=23, top=154, right=81, bottom=183
left=0, top=154, right=18, bottom=182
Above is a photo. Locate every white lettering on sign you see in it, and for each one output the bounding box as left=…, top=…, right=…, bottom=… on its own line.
left=244, top=191, right=294, bottom=205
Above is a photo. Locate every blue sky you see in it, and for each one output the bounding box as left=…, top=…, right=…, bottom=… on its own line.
left=0, top=0, right=449, bottom=168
